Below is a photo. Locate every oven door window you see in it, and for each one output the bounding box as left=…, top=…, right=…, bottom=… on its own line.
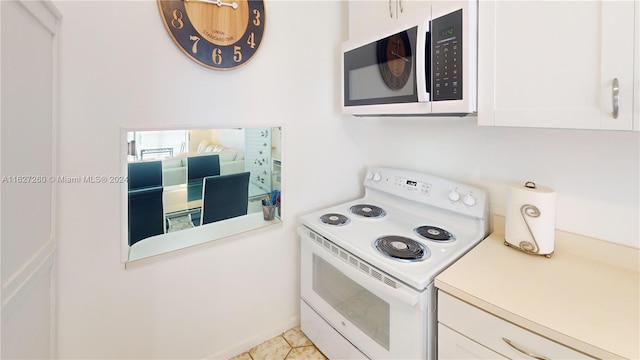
left=312, top=254, right=390, bottom=350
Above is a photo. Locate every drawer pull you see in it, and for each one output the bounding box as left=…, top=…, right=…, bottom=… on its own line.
left=502, top=337, right=550, bottom=360
left=612, top=78, right=620, bottom=119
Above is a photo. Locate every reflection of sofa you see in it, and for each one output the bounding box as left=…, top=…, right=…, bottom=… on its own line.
left=162, top=143, right=245, bottom=187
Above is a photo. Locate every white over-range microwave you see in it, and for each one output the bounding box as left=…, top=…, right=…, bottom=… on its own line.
left=342, top=1, right=477, bottom=116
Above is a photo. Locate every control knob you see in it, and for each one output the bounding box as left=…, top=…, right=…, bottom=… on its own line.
left=448, top=190, right=461, bottom=202
left=372, top=172, right=382, bottom=182
left=462, top=193, right=476, bottom=207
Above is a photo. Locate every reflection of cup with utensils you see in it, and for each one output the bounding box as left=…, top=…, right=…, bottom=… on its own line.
left=262, top=190, right=280, bottom=220
left=262, top=204, right=276, bottom=220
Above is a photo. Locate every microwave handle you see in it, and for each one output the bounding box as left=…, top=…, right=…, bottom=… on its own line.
left=424, top=30, right=431, bottom=98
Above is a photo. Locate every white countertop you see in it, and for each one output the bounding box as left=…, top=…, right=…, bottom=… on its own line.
left=435, top=217, right=640, bottom=359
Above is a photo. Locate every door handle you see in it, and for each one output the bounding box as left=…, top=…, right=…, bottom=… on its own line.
left=612, top=78, right=619, bottom=119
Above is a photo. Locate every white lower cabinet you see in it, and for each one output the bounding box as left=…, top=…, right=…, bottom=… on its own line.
left=437, top=292, right=596, bottom=360
left=439, top=324, right=506, bottom=359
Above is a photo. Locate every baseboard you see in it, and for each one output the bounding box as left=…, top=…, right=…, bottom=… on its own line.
left=205, top=315, right=300, bottom=360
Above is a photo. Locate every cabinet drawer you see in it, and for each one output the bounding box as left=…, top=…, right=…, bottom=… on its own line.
left=438, top=292, right=595, bottom=359
left=439, top=323, right=506, bottom=359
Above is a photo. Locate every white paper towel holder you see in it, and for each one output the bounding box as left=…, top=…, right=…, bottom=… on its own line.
left=503, top=181, right=554, bottom=258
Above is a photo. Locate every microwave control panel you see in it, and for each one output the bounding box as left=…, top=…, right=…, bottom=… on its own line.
left=431, top=9, right=463, bottom=101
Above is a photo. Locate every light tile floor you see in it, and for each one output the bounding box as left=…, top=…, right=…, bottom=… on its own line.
left=229, top=326, right=326, bottom=360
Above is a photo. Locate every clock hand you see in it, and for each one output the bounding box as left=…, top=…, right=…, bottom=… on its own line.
left=184, top=0, right=238, bottom=9
left=390, top=51, right=411, bottom=62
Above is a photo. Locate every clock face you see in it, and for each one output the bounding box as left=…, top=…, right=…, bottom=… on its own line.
left=158, top=0, right=265, bottom=70
left=377, top=32, right=413, bottom=90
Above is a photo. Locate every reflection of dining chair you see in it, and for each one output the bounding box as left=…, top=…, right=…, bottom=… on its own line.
left=128, top=160, right=163, bottom=190
left=128, top=186, right=165, bottom=246
left=186, top=154, right=220, bottom=202
left=191, top=171, right=250, bottom=226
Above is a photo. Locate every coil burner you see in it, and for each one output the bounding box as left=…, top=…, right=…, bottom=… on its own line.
left=374, top=236, right=430, bottom=262
left=350, top=204, right=386, bottom=219
left=320, top=213, right=350, bottom=226
left=414, top=226, right=456, bottom=242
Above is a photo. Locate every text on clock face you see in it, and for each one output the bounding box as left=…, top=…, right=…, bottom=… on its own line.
left=158, top=0, right=265, bottom=70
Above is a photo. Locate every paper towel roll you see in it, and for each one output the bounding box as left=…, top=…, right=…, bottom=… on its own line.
left=505, top=181, right=556, bottom=256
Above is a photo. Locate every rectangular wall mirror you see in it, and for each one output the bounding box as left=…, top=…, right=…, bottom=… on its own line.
left=121, top=126, right=282, bottom=263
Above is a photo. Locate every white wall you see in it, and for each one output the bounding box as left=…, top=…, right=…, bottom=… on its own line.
left=351, top=117, right=640, bottom=247
left=56, top=1, right=360, bottom=359
left=55, top=0, right=639, bottom=359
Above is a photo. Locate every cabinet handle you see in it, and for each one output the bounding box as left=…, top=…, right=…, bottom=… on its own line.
left=389, top=0, right=394, bottom=18
left=399, top=0, right=403, bottom=14
left=612, top=78, right=619, bottom=119
left=502, top=338, right=550, bottom=360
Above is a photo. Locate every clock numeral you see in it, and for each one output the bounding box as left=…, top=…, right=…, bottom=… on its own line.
left=233, top=46, right=243, bottom=63
left=212, top=48, right=223, bottom=65
left=171, top=9, right=184, bottom=29
left=247, top=32, right=256, bottom=49
left=189, top=35, right=200, bottom=54
left=252, top=9, right=261, bottom=26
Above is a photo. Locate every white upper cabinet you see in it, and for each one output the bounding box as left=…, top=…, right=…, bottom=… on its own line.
left=478, top=1, right=638, bottom=131
left=348, top=0, right=430, bottom=38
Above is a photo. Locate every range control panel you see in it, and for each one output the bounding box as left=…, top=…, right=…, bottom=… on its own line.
left=393, top=177, right=432, bottom=195
left=431, top=8, right=463, bottom=101
left=364, top=167, right=487, bottom=219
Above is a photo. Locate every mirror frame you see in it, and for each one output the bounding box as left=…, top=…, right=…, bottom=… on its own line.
left=120, top=125, right=283, bottom=264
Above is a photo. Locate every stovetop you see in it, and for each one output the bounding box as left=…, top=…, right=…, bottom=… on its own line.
left=299, top=167, right=489, bottom=291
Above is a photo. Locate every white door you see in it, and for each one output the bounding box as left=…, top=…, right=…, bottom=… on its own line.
left=1, top=0, right=61, bottom=358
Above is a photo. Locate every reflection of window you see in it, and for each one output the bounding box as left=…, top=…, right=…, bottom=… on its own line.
left=129, top=130, right=187, bottom=160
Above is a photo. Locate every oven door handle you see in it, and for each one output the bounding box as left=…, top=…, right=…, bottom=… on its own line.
left=302, top=232, right=421, bottom=307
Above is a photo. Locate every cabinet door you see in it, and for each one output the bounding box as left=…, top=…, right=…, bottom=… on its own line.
left=348, top=0, right=430, bottom=39
left=478, top=1, right=636, bottom=130
left=348, top=0, right=395, bottom=38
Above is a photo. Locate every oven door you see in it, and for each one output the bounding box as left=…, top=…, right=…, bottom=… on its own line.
left=299, top=226, right=432, bottom=359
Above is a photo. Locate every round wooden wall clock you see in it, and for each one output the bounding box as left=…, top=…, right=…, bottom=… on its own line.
left=158, top=0, right=266, bottom=70
left=377, top=31, right=413, bottom=90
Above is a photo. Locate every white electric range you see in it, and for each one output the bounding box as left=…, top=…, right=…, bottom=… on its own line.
left=298, top=167, right=489, bottom=359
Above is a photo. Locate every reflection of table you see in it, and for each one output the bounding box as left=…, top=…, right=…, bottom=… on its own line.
left=163, top=184, right=201, bottom=218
